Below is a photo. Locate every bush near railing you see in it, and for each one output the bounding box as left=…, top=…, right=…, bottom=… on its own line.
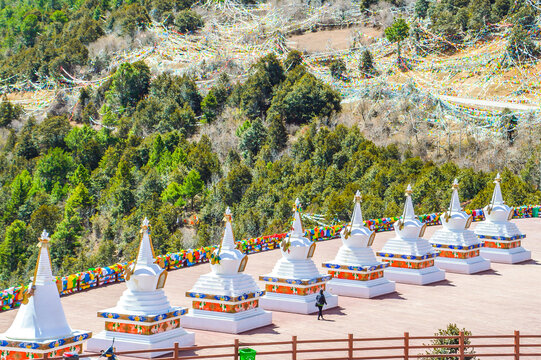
left=0, top=205, right=538, bottom=312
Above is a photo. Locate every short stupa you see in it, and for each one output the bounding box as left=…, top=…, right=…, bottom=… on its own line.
left=180, top=208, right=272, bottom=333
left=475, top=173, right=531, bottom=263
left=87, top=218, right=194, bottom=357
left=430, top=179, right=491, bottom=274
left=377, top=185, right=445, bottom=285
left=323, top=191, right=395, bottom=298
left=0, top=231, right=91, bottom=360
left=259, top=199, right=338, bottom=313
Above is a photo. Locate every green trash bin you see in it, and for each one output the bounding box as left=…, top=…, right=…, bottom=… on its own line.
left=239, top=348, right=257, bottom=360
left=533, top=207, right=540, bottom=218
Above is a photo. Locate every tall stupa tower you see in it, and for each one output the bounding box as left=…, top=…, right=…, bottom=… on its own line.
left=323, top=191, right=395, bottom=298
left=87, top=218, right=194, bottom=357
left=475, top=173, right=531, bottom=263
left=180, top=208, right=272, bottom=333
left=430, top=179, right=491, bottom=273
left=377, top=185, right=446, bottom=285
left=0, top=231, right=91, bottom=359
left=259, top=199, right=338, bottom=313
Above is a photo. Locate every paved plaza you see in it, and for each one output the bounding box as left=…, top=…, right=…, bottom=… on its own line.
left=0, top=218, right=539, bottom=350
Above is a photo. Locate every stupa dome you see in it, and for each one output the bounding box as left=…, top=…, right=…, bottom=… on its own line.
left=281, top=199, right=313, bottom=260
left=125, top=218, right=166, bottom=292
left=483, top=173, right=513, bottom=222
left=441, top=179, right=472, bottom=231
left=340, top=191, right=374, bottom=248
left=393, top=184, right=426, bottom=239
left=210, top=207, right=247, bottom=275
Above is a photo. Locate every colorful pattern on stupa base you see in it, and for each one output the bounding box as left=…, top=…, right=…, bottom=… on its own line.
left=87, top=219, right=194, bottom=358
left=0, top=332, right=89, bottom=360
left=0, top=343, right=83, bottom=360
left=259, top=199, right=338, bottom=313
left=475, top=174, right=531, bottom=264
left=376, top=252, right=438, bottom=269
left=323, top=263, right=388, bottom=281
left=97, top=307, right=188, bottom=336
left=187, top=290, right=265, bottom=314
left=429, top=179, right=491, bottom=274
left=377, top=185, right=445, bottom=285
left=181, top=208, right=271, bottom=334
left=260, top=275, right=331, bottom=297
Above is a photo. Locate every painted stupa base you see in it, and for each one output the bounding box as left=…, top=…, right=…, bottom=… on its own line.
left=180, top=288, right=271, bottom=334
left=480, top=245, right=531, bottom=264
left=382, top=266, right=445, bottom=285
left=259, top=290, right=338, bottom=314
left=434, top=256, right=490, bottom=274
left=259, top=274, right=338, bottom=314
left=377, top=252, right=444, bottom=285
left=87, top=328, right=194, bottom=358
left=475, top=222, right=530, bottom=264
left=0, top=330, right=90, bottom=360
left=323, top=263, right=395, bottom=298
left=181, top=308, right=271, bottom=334
left=86, top=307, right=193, bottom=358
left=430, top=230, right=491, bottom=274
left=326, top=277, right=395, bottom=298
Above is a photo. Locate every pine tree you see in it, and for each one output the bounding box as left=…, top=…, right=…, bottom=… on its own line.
left=359, top=49, right=376, bottom=77
left=182, top=169, right=204, bottom=209
left=415, top=0, right=430, bottom=18
left=267, top=115, right=287, bottom=153
left=385, top=18, right=410, bottom=60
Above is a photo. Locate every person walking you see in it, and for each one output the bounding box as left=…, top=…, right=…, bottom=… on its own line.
left=315, top=289, right=327, bottom=320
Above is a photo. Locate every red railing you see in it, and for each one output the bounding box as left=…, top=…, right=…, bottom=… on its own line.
left=44, top=331, right=541, bottom=359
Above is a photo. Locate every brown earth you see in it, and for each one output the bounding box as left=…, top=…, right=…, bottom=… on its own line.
left=288, top=26, right=382, bottom=53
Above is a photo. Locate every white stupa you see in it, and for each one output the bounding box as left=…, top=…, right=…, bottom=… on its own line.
left=87, top=218, right=194, bottom=358
left=377, top=185, right=445, bottom=285
left=430, top=179, right=491, bottom=274
left=259, top=199, right=338, bottom=314
left=180, top=208, right=272, bottom=334
left=475, top=173, right=531, bottom=263
left=0, top=231, right=91, bottom=358
left=323, top=191, right=395, bottom=298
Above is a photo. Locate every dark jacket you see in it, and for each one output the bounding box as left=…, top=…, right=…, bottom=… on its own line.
left=316, top=293, right=327, bottom=307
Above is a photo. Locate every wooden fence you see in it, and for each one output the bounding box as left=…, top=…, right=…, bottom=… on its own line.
left=44, top=331, right=541, bottom=360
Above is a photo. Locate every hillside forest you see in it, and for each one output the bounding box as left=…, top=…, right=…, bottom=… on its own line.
left=0, top=0, right=539, bottom=287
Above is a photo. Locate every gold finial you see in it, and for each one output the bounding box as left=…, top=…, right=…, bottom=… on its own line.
left=494, top=172, right=501, bottom=183
left=452, top=178, right=459, bottom=190
left=140, top=217, right=151, bottom=233
left=293, top=198, right=302, bottom=212
left=223, top=207, right=232, bottom=223
left=354, top=190, right=362, bottom=203
left=38, top=230, right=50, bottom=249
left=405, top=184, right=413, bottom=196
